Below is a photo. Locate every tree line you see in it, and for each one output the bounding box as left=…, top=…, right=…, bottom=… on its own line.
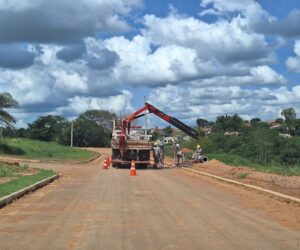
left=3, top=110, right=115, bottom=147
left=191, top=107, right=300, bottom=167
left=0, top=92, right=115, bottom=147
left=1, top=92, right=300, bottom=166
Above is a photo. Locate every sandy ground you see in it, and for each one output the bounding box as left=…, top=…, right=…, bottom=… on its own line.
left=0, top=148, right=299, bottom=249
left=191, top=159, right=300, bottom=199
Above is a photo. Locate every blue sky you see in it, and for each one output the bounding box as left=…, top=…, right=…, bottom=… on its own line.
left=0, top=0, right=300, bottom=127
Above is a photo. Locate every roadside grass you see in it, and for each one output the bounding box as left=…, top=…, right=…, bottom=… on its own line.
left=164, top=144, right=174, bottom=158
left=0, top=138, right=98, bottom=161
left=0, top=168, right=55, bottom=198
left=0, top=163, right=29, bottom=177
left=208, top=153, right=300, bottom=176
left=148, top=144, right=300, bottom=176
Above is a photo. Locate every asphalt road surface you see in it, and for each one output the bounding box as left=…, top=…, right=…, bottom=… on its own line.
left=0, top=148, right=300, bottom=249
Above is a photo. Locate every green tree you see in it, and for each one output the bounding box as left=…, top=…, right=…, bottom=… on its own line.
left=0, top=92, right=19, bottom=127
left=281, top=107, right=297, bottom=134
left=294, top=119, right=300, bottom=136
left=279, top=137, right=300, bottom=166
left=196, top=118, right=211, bottom=127
left=163, top=126, right=173, bottom=137
left=242, top=128, right=279, bottom=164
left=16, top=128, right=27, bottom=138
left=281, top=107, right=296, bottom=122
left=150, top=130, right=160, bottom=141
left=79, top=110, right=116, bottom=131
left=250, top=117, right=261, bottom=127
left=250, top=118, right=268, bottom=129
left=27, top=115, right=68, bottom=142
left=214, top=114, right=243, bottom=132
left=275, top=118, right=284, bottom=124
left=2, top=126, right=17, bottom=137
left=73, top=115, right=110, bottom=147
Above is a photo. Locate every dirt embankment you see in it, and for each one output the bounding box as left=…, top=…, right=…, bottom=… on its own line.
left=192, top=159, right=300, bottom=199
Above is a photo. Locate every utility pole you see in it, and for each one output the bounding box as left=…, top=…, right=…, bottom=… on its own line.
left=144, top=96, right=148, bottom=137
left=70, top=119, right=74, bottom=147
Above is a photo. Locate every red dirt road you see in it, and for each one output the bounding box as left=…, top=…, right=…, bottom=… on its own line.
left=0, top=148, right=300, bottom=249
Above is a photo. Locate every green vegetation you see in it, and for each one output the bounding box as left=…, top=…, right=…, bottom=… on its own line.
left=1, top=92, right=300, bottom=175
left=3, top=110, right=114, bottom=147
left=0, top=92, right=19, bottom=127
left=207, top=153, right=300, bottom=176
left=202, top=130, right=300, bottom=167
left=0, top=138, right=98, bottom=161
left=176, top=141, right=300, bottom=176
left=207, top=153, right=254, bottom=167
left=162, top=126, right=173, bottom=137
left=0, top=168, right=55, bottom=198
left=167, top=107, right=300, bottom=176
left=0, top=163, right=29, bottom=177
left=164, top=144, right=174, bottom=158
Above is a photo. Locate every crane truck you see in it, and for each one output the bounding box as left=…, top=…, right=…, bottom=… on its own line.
left=111, top=102, right=199, bottom=168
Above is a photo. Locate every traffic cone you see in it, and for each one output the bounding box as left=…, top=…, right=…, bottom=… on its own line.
left=103, top=158, right=108, bottom=169
left=107, top=156, right=111, bottom=167
left=130, top=160, right=136, bottom=176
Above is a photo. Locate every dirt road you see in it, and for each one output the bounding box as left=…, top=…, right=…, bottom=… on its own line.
left=0, top=148, right=300, bottom=249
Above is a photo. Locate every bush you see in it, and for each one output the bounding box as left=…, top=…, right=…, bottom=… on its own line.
left=279, top=137, right=300, bottom=166
left=181, top=126, right=300, bottom=172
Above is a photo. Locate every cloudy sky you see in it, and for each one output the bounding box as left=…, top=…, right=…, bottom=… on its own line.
left=1, top=0, right=300, bottom=127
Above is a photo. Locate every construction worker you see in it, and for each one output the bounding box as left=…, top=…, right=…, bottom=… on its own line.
left=196, top=144, right=203, bottom=155
left=174, top=143, right=184, bottom=165
left=176, top=150, right=185, bottom=165
left=192, top=144, right=203, bottom=162
left=158, top=143, right=164, bottom=168
left=152, top=142, right=160, bottom=168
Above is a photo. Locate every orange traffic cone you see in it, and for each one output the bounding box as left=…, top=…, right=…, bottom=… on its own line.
left=107, top=156, right=111, bottom=167
left=130, top=160, right=136, bottom=176
left=103, top=158, right=108, bottom=169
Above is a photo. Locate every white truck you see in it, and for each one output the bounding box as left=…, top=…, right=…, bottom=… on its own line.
left=111, top=103, right=199, bottom=168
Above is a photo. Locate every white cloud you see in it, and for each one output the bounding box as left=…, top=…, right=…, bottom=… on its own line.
left=148, top=84, right=300, bottom=123
left=56, top=90, right=134, bottom=116
left=104, top=35, right=200, bottom=86
left=199, top=0, right=270, bottom=22
left=200, top=0, right=255, bottom=13
left=286, top=40, right=300, bottom=72
left=0, top=0, right=142, bottom=43
left=0, top=15, right=286, bottom=124
left=0, top=69, right=53, bottom=106
left=142, top=13, right=271, bottom=65
left=0, top=43, right=120, bottom=112
left=253, top=9, right=300, bottom=37
left=250, top=66, right=286, bottom=84
left=187, top=65, right=286, bottom=87
left=52, top=70, right=88, bottom=94
left=100, top=12, right=282, bottom=88
left=0, top=0, right=297, bottom=127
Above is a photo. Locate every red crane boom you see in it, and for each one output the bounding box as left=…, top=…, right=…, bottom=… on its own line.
left=119, top=103, right=198, bottom=144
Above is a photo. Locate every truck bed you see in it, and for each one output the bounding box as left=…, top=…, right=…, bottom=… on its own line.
left=111, top=139, right=152, bottom=167
left=111, top=139, right=151, bottom=149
